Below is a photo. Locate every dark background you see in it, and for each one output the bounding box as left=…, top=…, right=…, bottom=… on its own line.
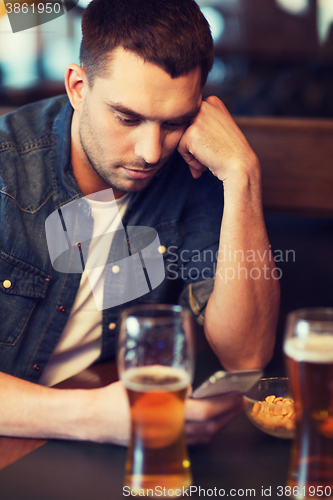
left=1, top=0, right=333, bottom=117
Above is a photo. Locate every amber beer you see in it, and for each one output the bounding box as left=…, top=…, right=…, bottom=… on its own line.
left=122, top=365, right=192, bottom=494
left=284, top=335, right=333, bottom=499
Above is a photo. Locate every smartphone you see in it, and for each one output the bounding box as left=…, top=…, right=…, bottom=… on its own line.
left=191, top=369, right=263, bottom=399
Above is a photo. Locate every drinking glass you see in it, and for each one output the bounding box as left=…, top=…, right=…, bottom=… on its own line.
left=118, top=304, right=195, bottom=495
left=284, top=308, right=333, bottom=500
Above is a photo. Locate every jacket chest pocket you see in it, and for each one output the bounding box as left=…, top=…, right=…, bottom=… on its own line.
left=0, top=253, right=51, bottom=345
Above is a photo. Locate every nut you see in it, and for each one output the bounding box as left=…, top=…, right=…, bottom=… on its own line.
left=250, top=394, right=296, bottom=432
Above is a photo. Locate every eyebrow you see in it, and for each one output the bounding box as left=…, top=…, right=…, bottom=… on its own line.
left=107, top=101, right=201, bottom=123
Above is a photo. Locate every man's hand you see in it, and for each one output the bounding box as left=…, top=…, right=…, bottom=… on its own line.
left=86, top=381, right=244, bottom=446
left=177, top=95, right=259, bottom=181
left=185, top=391, right=244, bottom=444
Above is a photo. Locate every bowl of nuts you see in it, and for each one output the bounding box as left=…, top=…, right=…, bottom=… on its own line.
left=244, top=377, right=296, bottom=439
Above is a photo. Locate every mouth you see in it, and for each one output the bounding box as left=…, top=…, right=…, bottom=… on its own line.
left=121, top=166, right=158, bottom=180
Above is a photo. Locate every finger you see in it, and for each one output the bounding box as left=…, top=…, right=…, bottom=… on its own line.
left=185, top=404, right=244, bottom=445
left=185, top=391, right=244, bottom=421
left=177, top=147, right=207, bottom=179
left=188, top=165, right=205, bottom=179
left=186, top=385, right=193, bottom=398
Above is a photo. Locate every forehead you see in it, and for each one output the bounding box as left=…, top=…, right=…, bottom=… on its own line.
left=89, top=47, right=202, bottom=120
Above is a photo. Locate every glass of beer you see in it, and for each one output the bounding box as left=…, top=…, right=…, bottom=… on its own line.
left=118, top=304, right=195, bottom=495
left=284, top=308, right=333, bottom=500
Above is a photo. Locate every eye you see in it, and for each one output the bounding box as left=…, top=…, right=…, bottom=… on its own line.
left=162, top=121, right=188, bottom=130
left=116, top=114, right=140, bottom=126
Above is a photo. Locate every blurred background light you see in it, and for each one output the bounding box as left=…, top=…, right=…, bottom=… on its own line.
left=77, top=0, right=90, bottom=7
left=275, top=0, right=310, bottom=15
left=207, top=57, right=228, bottom=85
left=317, top=0, right=333, bottom=44
left=42, top=14, right=81, bottom=80
left=0, top=14, right=38, bottom=87
left=201, top=7, right=225, bottom=42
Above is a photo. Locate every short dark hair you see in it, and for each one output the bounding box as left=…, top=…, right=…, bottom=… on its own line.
left=80, top=0, right=214, bottom=87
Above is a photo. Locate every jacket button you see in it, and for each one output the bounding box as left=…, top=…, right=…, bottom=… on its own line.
left=108, top=322, right=116, bottom=330
left=112, top=265, right=120, bottom=274
left=59, top=305, right=67, bottom=313
left=158, top=245, right=166, bottom=254
left=2, top=279, right=12, bottom=289
left=34, top=364, right=40, bottom=371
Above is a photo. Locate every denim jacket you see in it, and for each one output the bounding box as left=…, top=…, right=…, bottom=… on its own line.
left=0, top=96, right=223, bottom=382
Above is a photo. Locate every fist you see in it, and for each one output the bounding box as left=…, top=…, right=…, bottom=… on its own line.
left=178, top=96, right=258, bottom=181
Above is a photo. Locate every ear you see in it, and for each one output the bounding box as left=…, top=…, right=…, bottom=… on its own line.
left=64, top=64, right=87, bottom=112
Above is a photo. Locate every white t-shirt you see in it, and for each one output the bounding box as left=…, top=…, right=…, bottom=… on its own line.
left=39, top=190, right=131, bottom=387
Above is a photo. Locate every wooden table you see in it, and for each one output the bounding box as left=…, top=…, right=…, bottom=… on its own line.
left=0, top=353, right=293, bottom=500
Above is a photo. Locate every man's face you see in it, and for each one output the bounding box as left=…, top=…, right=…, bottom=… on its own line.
left=74, top=47, right=202, bottom=196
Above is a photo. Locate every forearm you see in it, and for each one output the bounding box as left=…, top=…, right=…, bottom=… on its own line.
left=0, top=371, right=89, bottom=440
left=0, top=371, right=246, bottom=446
left=204, top=165, right=280, bottom=370
left=0, top=372, right=130, bottom=445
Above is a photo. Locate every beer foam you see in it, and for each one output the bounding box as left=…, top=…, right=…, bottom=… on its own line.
left=122, top=365, right=190, bottom=392
left=284, top=335, right=333, bottom=363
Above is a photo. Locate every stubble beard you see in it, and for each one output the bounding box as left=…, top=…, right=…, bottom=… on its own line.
left=77, top=99, right=163, bottom=194
left=79, top=130, right=159, bottom=195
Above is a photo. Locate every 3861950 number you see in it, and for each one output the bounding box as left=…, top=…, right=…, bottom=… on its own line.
left=5, top=2, right=62, bottom=14
left=277, top=485, right=333, bottom=497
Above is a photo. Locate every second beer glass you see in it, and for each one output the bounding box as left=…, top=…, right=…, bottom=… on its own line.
left=284, top=308, right=333, bottom=500
left=118, top=304, right=195, bottom=495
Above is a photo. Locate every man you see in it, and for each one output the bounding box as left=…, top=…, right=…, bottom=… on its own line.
left=0, top=0, right=279, bottom=444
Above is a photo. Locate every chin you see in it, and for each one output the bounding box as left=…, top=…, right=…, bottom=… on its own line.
left=112, top=177, right=156, bottom=193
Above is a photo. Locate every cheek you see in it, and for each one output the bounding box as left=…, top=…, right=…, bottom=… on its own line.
left=92, top=118, right=132, bottom=150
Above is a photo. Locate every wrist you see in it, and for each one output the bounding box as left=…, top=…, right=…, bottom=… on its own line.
left=224, top=154, right=261, bottom=188
left=41, top=387, right=94, bottom=441
left=224, top=163, right=262, bottom=207
left=60, top=383, right=130, bottom=445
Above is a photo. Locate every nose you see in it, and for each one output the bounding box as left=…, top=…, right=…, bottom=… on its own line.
left=134, top=123, right=163, bottom=165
